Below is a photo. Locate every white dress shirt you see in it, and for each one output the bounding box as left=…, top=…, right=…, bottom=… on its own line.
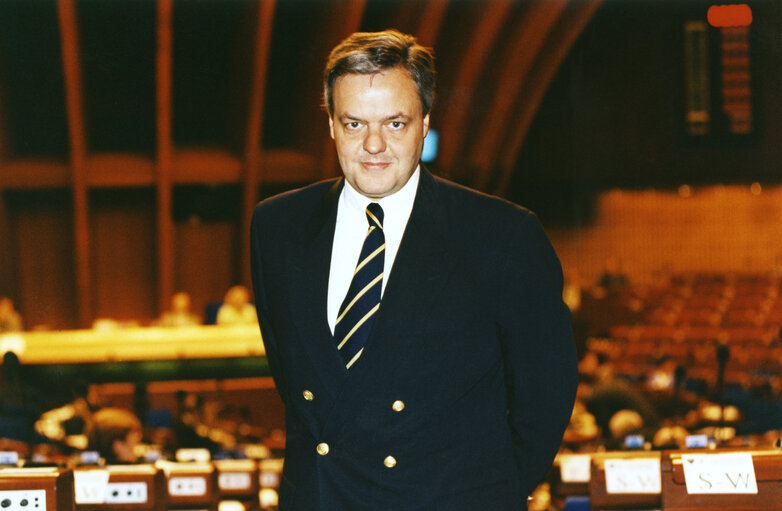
left=327, top=167, right=420, bottom=334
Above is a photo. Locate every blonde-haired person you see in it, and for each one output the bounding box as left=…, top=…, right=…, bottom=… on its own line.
left=216, top=285, right=257, bottom=326
left=85, top=408, right=143, bottom=464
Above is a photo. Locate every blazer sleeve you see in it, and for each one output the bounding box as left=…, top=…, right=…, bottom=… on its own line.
left=497, top=211, right=578, bottom=498
left=250, top=206, right=290, bottom=407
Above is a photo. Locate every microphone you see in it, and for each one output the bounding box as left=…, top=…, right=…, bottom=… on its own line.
left=715, top=342, right=730, bottom=394
left=715, top=342, right=730, bottom=436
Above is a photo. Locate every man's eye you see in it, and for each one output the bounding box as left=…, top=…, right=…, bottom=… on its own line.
left=346, top=122, right=361, bottom=129
left=389, top=121, right=404, bottom=129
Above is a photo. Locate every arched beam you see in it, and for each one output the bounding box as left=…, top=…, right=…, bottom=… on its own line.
left=416, top=0, right=450, bottom=48
left=57, top=0, right=92, bottom=327
left=436, top=0, right=514, bottom=176
left=241, top=0, right=276, bottom=287
left=319, top=0, right=368, bottom=180
left=0, top=76, right=8, bottom=297
left=471, top=0, right=568, bottom=191
left=495, top=0, right=602, bottom=196
left=156, top=0, right=174, bottom=314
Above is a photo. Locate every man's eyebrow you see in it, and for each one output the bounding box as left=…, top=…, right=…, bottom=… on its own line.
left=340, top=114, right=366, bottom=122
left=385, top=113, right=411, bottom=122
left=338, top=113, right=411, bottom=122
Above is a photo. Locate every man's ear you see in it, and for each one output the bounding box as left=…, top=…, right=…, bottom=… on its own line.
left=422, top=113, right=430, bottom=138
left=329, top=116, right=335, bottom=140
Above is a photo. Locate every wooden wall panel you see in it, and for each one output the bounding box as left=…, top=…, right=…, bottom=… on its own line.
left=174, top=220, right=238, bottom=321
left=90, top=189, right=157, bottom=322
left=549, top=185, right=782, bottom=286
left=5, top=190, right=77, bottom=330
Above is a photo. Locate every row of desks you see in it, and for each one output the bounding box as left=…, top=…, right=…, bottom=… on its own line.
left=552, top=448, right=782, bottom=510
left=0, top=325, right=270, bottom=384
left=0, top=457, right=283, bottom=511
left=4, top=448, right=781, bottom=511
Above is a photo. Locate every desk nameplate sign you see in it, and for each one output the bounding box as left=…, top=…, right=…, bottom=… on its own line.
left=74, top=470, right=110, bottom=504
left=604, top=457, right=661, bottom=494
left=559, top=454, right=591, bottom=483
left=681, top=452, right=758, bottom=494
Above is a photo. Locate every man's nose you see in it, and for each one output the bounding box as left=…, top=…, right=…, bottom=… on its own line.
left=363, top=126, right=386, bottom=154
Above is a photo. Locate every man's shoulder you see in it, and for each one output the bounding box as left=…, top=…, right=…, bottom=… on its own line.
left=254, top=178, right=339, bottom=218
left=429, top=173, right=534, bottom=221
left=251, top=178, right=340, bottom=243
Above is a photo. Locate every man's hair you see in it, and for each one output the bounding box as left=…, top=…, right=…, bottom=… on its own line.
left=323, top=29, right=435, bottom=116
left=86, top=408, right=141, bottom=463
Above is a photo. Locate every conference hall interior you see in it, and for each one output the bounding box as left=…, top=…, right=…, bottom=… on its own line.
left=0, top=0, right=780, bottom=510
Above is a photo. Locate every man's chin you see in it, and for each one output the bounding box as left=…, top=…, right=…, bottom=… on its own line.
left=359, top=188, right=392, bottom=199
left=351, top=178, right=395, bottom=199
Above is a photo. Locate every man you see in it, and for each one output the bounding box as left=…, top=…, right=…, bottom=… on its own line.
left=85, top=407, right=143, bottom=464
left=250, top=29, right=577, bottom=510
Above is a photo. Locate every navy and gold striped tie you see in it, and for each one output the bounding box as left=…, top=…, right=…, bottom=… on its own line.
left=334, top=203, right=385, bottom=369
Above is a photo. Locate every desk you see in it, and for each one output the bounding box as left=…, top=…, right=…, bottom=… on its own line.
left=0, top=325, right=269, bottom=384
left=0, top=467, right=74, bottom=511
left=662, top=449, right=782, bottom=511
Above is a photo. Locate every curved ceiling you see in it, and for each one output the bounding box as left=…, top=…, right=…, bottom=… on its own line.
left=0, top=0, right=600, bottom=197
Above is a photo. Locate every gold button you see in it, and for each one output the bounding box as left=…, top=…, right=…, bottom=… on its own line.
left=316, top=443, right=329, bottom=456
left=302, top=390, right=314, bottom=401
left=391, top=400, right=405, bottom=412
left=383, top=455, right=397, bottom=468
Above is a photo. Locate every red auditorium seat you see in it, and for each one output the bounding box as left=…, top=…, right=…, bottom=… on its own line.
left=727, top=326, right=773, bottom=344
left=678, top=308, right=723, bottom=327
left=724, top=309, right=765, bottom=327
left=682, top=326, right=723, bottom=343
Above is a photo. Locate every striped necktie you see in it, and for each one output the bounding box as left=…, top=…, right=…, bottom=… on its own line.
left=334, top=202, right=385, bottom=369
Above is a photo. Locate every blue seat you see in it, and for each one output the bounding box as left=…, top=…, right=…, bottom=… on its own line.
left=564, top=496, right=590, bottom=511
left=203, top=301, right=222, bottom=325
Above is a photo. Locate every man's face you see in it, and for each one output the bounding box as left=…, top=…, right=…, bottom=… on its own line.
left=329, top=67, right=430, bottom=199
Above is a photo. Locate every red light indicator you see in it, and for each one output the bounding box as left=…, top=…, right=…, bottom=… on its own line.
left=707, top=4, right=752, bottom=27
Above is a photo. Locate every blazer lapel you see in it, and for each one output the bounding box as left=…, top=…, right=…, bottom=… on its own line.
left=362, top=169, right=450, bottom=369
left=287, top=180, right=349, bottom=395
left=324, top=169, right=453, bottom=432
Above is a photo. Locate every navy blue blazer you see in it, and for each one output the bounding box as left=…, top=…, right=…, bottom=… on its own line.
left=250, top=168, right=577, bottom=510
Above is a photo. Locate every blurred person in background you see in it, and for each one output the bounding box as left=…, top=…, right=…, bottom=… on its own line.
left=0, top=297, right=22, bottom=332
left=216, top=285, right=257, bottom=326
left=157, top=291, right=201, bottom=327
left=35, top=380, right=103, bottom=451
left=85, top=407, right=143, bottom=465
left=0, top=352, right=39, bottom=453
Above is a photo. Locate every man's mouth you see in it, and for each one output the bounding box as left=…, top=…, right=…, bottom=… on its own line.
left=361, top=161, right=391, bottom=171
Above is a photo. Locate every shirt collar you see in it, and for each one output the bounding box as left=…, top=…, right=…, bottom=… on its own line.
left=342, top=166, right=420, bottom=218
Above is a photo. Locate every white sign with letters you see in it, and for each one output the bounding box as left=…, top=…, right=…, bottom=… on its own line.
left=74, top=470, right=110, bottom=504
left=681, top=452, right=758, bottom=494
left=604, top=458, right=661, bottom=494
left=559, top=454, right=591, bottom=483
